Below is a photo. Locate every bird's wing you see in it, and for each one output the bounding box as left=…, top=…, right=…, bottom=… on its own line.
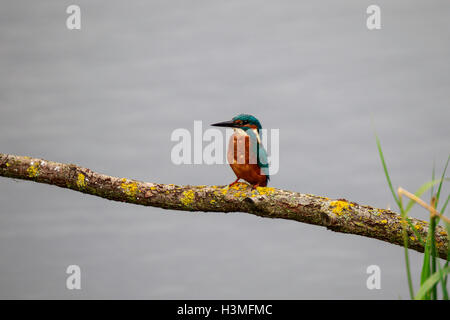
left=246, top=130, right=270, bottom=180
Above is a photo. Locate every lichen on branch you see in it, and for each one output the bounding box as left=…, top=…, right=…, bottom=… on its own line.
left=0, top=152, right=448, bottom=259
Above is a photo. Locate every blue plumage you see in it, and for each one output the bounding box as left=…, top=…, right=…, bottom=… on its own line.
left=241, top=126, right=270, bottom=180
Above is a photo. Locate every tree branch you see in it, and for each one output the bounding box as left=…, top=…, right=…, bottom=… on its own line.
left=0, top=152, right=448, bottom=259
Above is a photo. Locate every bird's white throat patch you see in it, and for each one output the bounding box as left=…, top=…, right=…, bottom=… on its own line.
left=233, top=128, right=261, bottom=144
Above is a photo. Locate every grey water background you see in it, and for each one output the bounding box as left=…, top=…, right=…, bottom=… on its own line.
left=0, top=0, right=449, bottom=299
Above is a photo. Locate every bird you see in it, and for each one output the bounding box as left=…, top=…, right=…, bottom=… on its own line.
left=211, top=114, right=270, bottom=189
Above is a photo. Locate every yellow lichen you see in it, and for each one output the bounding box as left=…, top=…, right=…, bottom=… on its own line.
left=229, top=182, right=248, bottom=191
left=26, top=163, right=39, bottom=178
left=255, top=187, right=275, bottom=196
left=121, top=181, right=138, bottom=198
left=181, top=190, right=195, bottom=206
left=210, top=199, right=216, bottom=204
left=6, top=162, right=10, bottom=167
left=76, top=173, right=86, bottom=188
left=380, top=219, right=388, bottom=224
left=329, top=200, right=353, bottom=216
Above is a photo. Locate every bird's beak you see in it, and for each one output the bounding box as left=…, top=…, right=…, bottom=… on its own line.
left=210, top=120, right=239, bottom=128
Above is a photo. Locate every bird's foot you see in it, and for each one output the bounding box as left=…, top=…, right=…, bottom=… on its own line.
left=228, top=178, right=240, bottom=187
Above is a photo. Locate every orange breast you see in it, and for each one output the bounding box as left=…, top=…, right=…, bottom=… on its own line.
left=227, top=133, right=267, bottom=186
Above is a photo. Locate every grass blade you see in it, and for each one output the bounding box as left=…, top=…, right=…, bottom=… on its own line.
left=420, top=240, right=431, bottom=285
left=398, top=196, right=414, bottom=299
left=415, top=266, right=450, bottom=300
left=404, top=179, right=443, bottom=214
left=375, top=134, right=415, bottom=298
left=441, top=194, right=450, bottom=214
left=405, top=216, right=425, bottom=245
left=435, top=154, right=450, bottom=208
left=375, top=133, right=401, bottom=208
left=430, top=214, right=438, bottom=299
left=431, top=161, right=436, bottom=200
left=437, top=259, right=448, bottom=300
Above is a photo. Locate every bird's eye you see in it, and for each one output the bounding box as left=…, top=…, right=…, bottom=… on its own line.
left=243, top=120, right=249, bottom=124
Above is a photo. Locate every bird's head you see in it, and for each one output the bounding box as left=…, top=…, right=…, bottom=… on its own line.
left=211, top=114, right=262, bottom=133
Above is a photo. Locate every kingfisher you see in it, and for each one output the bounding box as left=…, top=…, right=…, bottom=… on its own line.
left=211, top=114, right=269, bottom=188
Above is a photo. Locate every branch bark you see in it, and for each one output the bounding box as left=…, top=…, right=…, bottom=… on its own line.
left=0, top=152, right=448, bottom=259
